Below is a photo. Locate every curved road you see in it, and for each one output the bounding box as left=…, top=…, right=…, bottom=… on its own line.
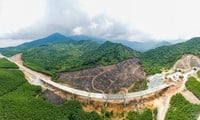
left=2, top=54, right=173, bottom=101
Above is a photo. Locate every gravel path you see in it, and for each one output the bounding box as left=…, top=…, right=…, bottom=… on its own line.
left=181, top=90, right=200, bottom=104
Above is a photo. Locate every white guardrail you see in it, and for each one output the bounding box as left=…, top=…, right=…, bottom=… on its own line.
left=2, top=54, right=173, bottom=101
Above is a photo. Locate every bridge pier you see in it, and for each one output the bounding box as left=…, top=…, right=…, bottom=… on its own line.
left=86, top=92, right=91, bottom=105
left=71, top=93, right=75, bottom=100
left=104, top=96, right=109, bottom=107
left=137, top=96, right=144, bottom=110
left=123, top=93, right=127, bottom=107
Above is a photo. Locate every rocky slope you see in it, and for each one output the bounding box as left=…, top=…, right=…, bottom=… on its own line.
left=57, top=58, right=145, bottom=93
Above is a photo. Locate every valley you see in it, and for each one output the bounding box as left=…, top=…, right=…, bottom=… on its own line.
left=0, top=34, right=200, bottom=120
left=1, top=52, right=200, bottom=120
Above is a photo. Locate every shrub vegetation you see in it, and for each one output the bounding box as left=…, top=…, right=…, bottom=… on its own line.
left=186, top=77, right=200, bottom=99
left=165, top=94, right=200, bottom=120
left=127, top=109, right=156, bottom=120
left=0, top=58, right=101, bottom=120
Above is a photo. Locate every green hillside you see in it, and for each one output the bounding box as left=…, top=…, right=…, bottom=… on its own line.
left=186, top=77, right=200, bottom=99
left=79, top=41, right=138, bottom=67
left=0, top=58, right=18, bottom=69
left=1, top=36, right=200, bottom=76
left=21, top=40, right=138, bottom=77
left=0, top=58, right=101, bottom=120
left=0, top=33, right=70, bottom=57
left=22, top=40, right=100, bottom=76
left=165, top=94, right=200, bottom=120
left=141, top=38, right=200, bottom=74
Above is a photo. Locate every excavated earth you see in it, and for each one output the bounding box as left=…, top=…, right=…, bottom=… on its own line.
left=57, top=58, right=146, bottom=93
left=42, top=90, right=65, bottom=105
left=172, top=54, right=200, bottom=71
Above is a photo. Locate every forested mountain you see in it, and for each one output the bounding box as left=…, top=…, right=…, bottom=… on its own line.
left=0, top=33, right=70, bottom=56
left=0, top=33, right=139, bottom=77
left=1, top=33, right=200, bottom=76
left=22, top=40, right=138, bottom=76
left=20, top=33, right=69, bottom=47
left=141, top=37, right=200, bottom=74
left=79, top=41, right=139, bottom=66
left=111, top=40, right=171, bottom=52
left=68, top=35, right=105, bottom=43
left=22, top=40, right=99, bottom=76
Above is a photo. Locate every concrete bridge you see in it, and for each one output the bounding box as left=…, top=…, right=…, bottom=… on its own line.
left=2, top=54, right=174, bottom=102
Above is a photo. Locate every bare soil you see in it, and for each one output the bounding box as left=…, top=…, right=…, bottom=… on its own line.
left=57, top=58, right=146, bottom=93
left=42, top=89, right=65, bottom=105
left=10, top=53, right=51, bottom=80
left=172, top=54, right=200, bottom=71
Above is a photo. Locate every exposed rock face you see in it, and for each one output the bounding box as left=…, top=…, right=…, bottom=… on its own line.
left=42, top=90, right=65, bottom=105
left=57, top=58, right=146, bottom=93
left=172, top=54, right=200, bottom=71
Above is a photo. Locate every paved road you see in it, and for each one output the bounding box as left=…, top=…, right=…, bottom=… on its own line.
left=1, top=54, right=173, bottom=101
left=156, top=68, right=197, bottom=120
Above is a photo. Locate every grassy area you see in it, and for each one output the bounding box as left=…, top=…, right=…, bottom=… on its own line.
left=0, top=58, right=101, bottom=120
left=0, top=69, right=25, bottom=96
left=186, top=77, right=200, bottom=99
left=197, top=70, right=200, bottom=78
left=129, top=79, right=148, bottom=92
left=0, top=58, right=18, bottom=69
left=165, top=94, right=200, bottom=120
left=127, top=109, right=157, bottom=120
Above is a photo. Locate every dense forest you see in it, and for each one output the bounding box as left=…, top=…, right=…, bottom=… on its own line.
left=126, top=109, right=157, bottom=120
left=141, top=38, right=200, bottom=74
left=1, top=34, right=200, bottom=76
left=165, top=94, right=200, bottom=120
left=0, top=58, right=159, bottom=120
left=186, top=77, right=200, bottom=99
left=22, top=40, right=100, bottom=76
left=0, top=58, right=101, bottom=120
left=22, top=40, right=137, bottom=77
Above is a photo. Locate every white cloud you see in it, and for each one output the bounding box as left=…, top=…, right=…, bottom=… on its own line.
left=0, top=0, right=45, bottom=36
left=80, top=0, right=200, bottom=40
left=73, top=26, right=83, bottom=35
left=1, top=0, right=200, bottom=47
left=0, top=39, right=33, bottom=48
left=89, top=22, right=98, bottom=30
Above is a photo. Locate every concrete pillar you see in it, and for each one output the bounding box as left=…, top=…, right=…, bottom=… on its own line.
left=140, top=96, right=144, bottom=105
left=123, top=93, right=127, bottom=107
left=104, top=95, right=109, bottom=107
left=87, top=92, right=91, bottom=105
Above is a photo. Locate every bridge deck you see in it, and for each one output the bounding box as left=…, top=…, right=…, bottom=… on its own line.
left=2, top=55, right=173, bottom=101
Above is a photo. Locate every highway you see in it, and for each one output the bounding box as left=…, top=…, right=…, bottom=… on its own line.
left=1, top=54, right=174, bottom=101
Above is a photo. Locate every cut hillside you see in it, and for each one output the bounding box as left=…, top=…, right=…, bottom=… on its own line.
left=58, top=58, right=146, bottom=93
left=172, top=54, right=200, bottom=71
left=0, top=33, right=145, bottom=93
left=141, top=38, right=200, bottom=74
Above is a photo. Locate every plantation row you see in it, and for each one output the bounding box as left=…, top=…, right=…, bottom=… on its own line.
left=0, top=58, right=157, bottom=120
left=0, top=58, right=101, bottom=120
left=186, top=77, right=200, bottom=99
left=165, top=94, right=200, bottom=120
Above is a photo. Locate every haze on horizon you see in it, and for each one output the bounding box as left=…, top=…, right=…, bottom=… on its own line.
left=0, top=0, right=200, bottom=47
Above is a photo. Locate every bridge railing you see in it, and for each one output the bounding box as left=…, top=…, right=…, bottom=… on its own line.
left=40, top=77, right=172, bottom=100
left=4, top=55, right=173, bottom=101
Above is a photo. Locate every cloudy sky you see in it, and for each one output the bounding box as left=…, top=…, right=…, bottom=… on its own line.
left=0, top=0, right=200, bottom=47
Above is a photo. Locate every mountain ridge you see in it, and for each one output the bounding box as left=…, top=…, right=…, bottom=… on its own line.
left=0, top=33, right=173, bottom=52
left=141, top=37, right=200, bottom=74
